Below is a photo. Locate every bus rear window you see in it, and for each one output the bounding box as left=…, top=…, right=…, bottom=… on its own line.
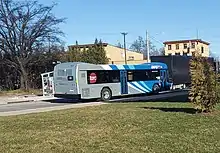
left=58, top=69, right=72, bottom=76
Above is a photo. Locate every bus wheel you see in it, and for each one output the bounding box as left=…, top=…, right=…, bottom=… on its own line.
left=101, top=88, right=112, bottom=101
left=152, top=84, right=160, bottom=94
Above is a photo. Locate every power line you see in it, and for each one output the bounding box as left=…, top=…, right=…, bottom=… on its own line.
left=149, top=35, right=164, bottom=46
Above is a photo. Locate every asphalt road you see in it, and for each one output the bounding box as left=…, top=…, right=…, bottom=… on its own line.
left=0, top=101, right=73, bottom=113
left=0, top=89, right=189, bottom=116
left=110, top=89, right=189, bottom=102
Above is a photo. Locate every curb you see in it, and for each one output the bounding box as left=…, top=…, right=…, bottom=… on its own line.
left=1, top=96, right=56, bottom=105
left=6, top=100, right=35, bottom=104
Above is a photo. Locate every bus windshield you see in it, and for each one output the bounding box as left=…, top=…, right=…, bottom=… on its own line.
left=148, top=70, right=160, bottom=80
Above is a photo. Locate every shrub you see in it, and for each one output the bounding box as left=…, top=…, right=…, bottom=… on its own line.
left=189, top=52, right=218, bottom=113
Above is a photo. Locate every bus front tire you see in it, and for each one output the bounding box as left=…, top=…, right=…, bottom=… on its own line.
left=152, top=84, right=160, bottom=94
left=101, top=88, right=112, bottom=101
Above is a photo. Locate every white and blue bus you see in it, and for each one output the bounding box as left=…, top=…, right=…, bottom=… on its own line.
left=53, top=62, right=172, bottom=101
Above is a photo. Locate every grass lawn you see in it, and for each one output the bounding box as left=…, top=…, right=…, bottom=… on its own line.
left=0, top=102, right=220, bottom=153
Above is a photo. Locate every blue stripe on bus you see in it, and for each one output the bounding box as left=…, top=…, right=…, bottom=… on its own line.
left=129, top=82, right=147, bottom=93
left=139, top=81, right=151, bottom=92
left=123, top=65, right=130, bottom=70
left=133, top=82, right=149, bottom=92
left=129, top=65, right=135, bottom=70
left=109, top=63, right=168, bottom=70
left=109, top=65, right=118, bottom=70
left=117, top=65, right=125, bottom=70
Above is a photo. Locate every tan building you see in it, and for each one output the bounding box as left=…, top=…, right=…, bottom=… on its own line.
left=68, top=43, right=146, bottom=64
left=163, top=39, right=210, bottom=57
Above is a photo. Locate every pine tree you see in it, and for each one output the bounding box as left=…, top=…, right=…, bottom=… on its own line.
left=96, top=39, right=109, bottom=64
left=82, top=39, right=108, bottom=64
left=66, top=40, right=81, bottom=62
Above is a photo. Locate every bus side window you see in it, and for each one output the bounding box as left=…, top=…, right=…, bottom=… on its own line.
left=87, top=70, right=120, bottom=84
left=127, top=71, right=133, bottom=81
left=110, top=71, right=120, bottom=83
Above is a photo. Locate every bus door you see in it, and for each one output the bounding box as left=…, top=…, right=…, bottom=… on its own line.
left=120, top=70, right=128, bottom=94
left=160, top=70, right=167, bottom=89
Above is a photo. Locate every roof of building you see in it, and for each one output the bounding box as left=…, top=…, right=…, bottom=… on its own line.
left=163, top=39, right=210, bottom=45
left=67, top=43, right=144, bottom=55
left=68, top=43, right=109, bottom=48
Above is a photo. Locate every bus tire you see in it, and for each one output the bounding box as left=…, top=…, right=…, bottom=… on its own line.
left=101, top=88, right=112, bottom=101
left=152, top=84, right=160, bottom=94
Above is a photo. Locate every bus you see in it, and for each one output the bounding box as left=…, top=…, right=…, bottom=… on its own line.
left=53, top=62, right=172, bottom=101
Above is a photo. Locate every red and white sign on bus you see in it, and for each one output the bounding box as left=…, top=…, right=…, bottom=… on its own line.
left=89, top=73, right=97, bottom=84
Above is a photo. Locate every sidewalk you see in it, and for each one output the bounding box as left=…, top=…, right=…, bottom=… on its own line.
left=0, top=95, right=58, bottom=105
left=0, top=102, right=106, bottom=116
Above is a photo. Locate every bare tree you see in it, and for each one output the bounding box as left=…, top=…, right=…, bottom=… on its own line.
left=0, top=0, right=65, bottom=90
left=130, top=36, right=163, bottom=59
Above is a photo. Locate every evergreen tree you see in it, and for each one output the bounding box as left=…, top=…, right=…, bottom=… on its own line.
left=96, top=40, right=109, bottom=64
left=202, top=60, right=217, bottom=112
left=81, top=39, right=108, bottom=64
left=189, top=51, right=218, bottom=113
left=66, top=39, right=108, bottom=64
left=94, top=38, right=99, bottom=44
left=66, top=40, right=81, bottom=62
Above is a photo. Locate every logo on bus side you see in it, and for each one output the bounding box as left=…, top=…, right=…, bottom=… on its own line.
left=151, top=65, right=162, bottom=69
left=89, top=73, right=97, bottom=83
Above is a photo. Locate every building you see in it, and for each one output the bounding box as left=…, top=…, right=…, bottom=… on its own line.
left=163, top=39, right=210, bottom=57
left=68, top=43, right=146, bottom=64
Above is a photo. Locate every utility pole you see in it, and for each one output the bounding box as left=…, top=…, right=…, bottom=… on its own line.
left=121, top=32, right=128, bottom=64
left=146, top=30, right=150, bottom=62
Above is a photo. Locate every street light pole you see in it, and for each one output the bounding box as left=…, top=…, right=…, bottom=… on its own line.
left=146, top=30, right=150, bottom=62
left=121, top=32, right=128, bottom=64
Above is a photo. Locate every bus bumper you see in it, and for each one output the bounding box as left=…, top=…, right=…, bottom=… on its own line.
left=54, top=94, right=81, bottom=99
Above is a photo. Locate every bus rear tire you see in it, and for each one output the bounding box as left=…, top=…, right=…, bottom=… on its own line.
left=152, top=84, right=160, bottom=94
left=101, top=88, right=112, bottom=101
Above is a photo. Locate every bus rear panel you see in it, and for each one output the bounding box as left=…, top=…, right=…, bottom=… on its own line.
left=53, top=62, right=80, bottom=99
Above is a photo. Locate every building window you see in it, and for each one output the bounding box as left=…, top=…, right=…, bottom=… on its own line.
left=168, top=45, right=172, bottom=50
left=191, top=42, right=195, bottom=48
left=176, top=44, right=179, bottom=50
left=175, top=53, right=180, bottom=56
left=168, top=53, right=172, bottom=56
left=187, top=48, right=190, bottom=53
left=128, top=56, right=134, bottom=60
left=201, top=46, right=204, bottom=53
left=184, top=44, right=187, bottom=49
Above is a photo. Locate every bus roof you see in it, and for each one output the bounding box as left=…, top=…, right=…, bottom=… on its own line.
left=103, top=62, right=168, bottom=70
left=54, top=62, right=168, bottom=71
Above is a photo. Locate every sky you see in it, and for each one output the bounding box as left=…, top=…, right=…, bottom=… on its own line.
left=39, top=0, right=220, bottom=56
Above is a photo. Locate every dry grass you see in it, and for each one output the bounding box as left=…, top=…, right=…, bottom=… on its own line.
left=0, top=89, right=42, bottom=96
